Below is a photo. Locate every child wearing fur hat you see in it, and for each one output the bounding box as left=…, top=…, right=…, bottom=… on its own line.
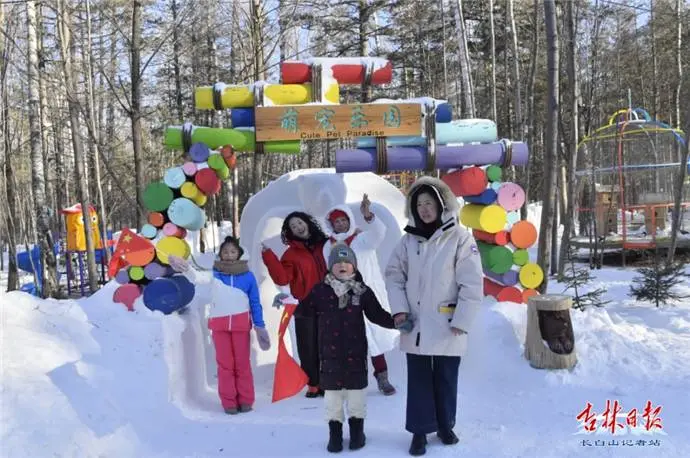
left=169, top=236, right=270, bottom=415
left=299, top=243, right=395, bottom=453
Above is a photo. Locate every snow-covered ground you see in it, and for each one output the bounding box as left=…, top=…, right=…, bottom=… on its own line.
left=2, top=171, right=689, bottom=457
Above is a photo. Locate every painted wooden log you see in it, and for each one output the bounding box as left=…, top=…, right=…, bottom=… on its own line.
left=442, top=167, right=487, bottom=197
left=144, top=262, right=168, bottom=280
left=280, top=60, right=393, bottom=85
left=180, top=182, right=201, bottom=200
left=220, top=145, right=237, bottom=169
left=129, top=265, right=145, bottom=281
left=155, top=235, right=191, bottom=265
left=142, top=278, right=183, bottom=314
left=356, top=118, right=496, bottom=147
left=140, top=224, right=158, bottom=239
left=167, top=198, right=206, bottom=231
left=164, top=166, right=187, bottom=189
left=163, top=222, right=186, bottom=238
left=334, top=141, right=529, bottom=172
left=524, top=295, right=577, bottom=369
left=165, top=126, right=301, bottom=153
left=512, top=249, right=529, bottom=266
left=113, top=283, right=141, bottom=312
left=519, top=263, right=544, bottom=289
left=497, top=183, right=526, bottom=211
left=148, top=212, right=166, bottom=228
left=182, top=162, right=197, bottom=176
left=195, top=168, right=221, bottom=195
left=486, top=165, right=502, bottom=182
left=122, top=242, right=156, bottom=267
left=143, top=182, right=174, bottom=212
left=115, top=268, right=130, bottom=285
left=510, top=221, right=538, bottom=249
left=483, top=277, right=523, bottom=303
left=189, top=143, right=210, bottom=163
left=194, top=82, right=340, bottom=109
left=464, top=189, right=498, bottom=205
left=473, top=229, right=509, bottom=246
left=490, top=181, right=502, bottom=191
left=460, top=204, right=507, bottom=234
left=231, top=108, right=254, bottom=127
left=506, top=211, right=521, bottom=226
left=484, top=268, right=519, bottom=286
left=208, top=153, right=230, bottom=179
left=170, top=274, right=195, bottom=308
left=476, top=241, right=513, bottom=274
left=522, top=289, right=538, bottom=303
left=192, top=192, right=207, bottom=207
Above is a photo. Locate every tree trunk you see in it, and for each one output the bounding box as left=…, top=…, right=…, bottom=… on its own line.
left=130, top=0, right=145, bottom=228
left=522, top=0, right=540, bottom=220
left=488, top=0, right=497, bottom=122
left=557, top=0, right=580, bottom=279
left=1, top=3, right=18, bottom=291
left=250, top=0, right=266, bottom=194
left=507, top=0, right=523, bottom=140
left=171, top=0, right=184, bottom=121
left=37, top=3, right=55, bottom=230
left=452, top=0, right=475, bottom=117
left=27, top=0, right=59, bottom=298
left=538, top=0, right=559, bottom=294
left=673, top=0, right=682, bottom=132
left=358, top=0, right=372, bottom=102
left=57, top=0, right=99, bottom=294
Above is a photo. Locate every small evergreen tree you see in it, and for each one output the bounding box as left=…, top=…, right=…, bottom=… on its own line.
left=561, top=246, right=609, bottom=310
left=629, top=250, right=690, bottom=308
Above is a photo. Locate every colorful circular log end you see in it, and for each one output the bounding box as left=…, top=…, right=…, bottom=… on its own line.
left=156, top=236, right=191, bottom=265
left=180, top=182, right=200, bottom=200
left=497, top=183, right=526, bottom=212
left=163, top=222, right=186, bottom=238
left=220, top=145, right=236, bottom=169
left=189, top=142, right=210, bottom=163
left=195, top=168, right=221, bottom=195
left=192, top=193, right=208, bottom=207
left=164, top=167, right=187, bottom=189
left=512, top=248, right=530, bottom=266
left=460, top=204, right=507, bottom=234
left=144, top=262, right=168, bottom=280
left=519, top=263, right=544, bottom=289
left=497, top=286, right=523, bottom=304
left=511, top=220, right=538, bottom=249
left=473, top=229, right=509, bottom=246
left=477, top=241, right=513, bottom=274
left=486, top=165, right=502, bottom=182
left=148, top=212, right=165, bottom=228
left=122, top=243, right=156, bottom=267
left=442, top=167, right=488, bottom=197
left=115, top=269, right=130, bottom=285
left=522, top=288, right=538, bottom=303
left=140, top=224, right=158, bottom=239
left=113, top=283, right=141, bottom=312
left=168, top=198, right=206, bottom=231
left=143, top=182, right=174, bottom=212
left=129, top=266, right=145, bottom=281
left=182, top=162, right=197, bottom=177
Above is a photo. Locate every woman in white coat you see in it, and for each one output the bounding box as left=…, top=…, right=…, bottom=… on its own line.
left=323, top=194, right=399, bottom=395
left=385, top=177, right=484, bottom=456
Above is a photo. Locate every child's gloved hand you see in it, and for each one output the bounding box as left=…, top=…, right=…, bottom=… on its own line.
left=255, top=327, right=271, bottom=351
left=168, top=255, right=190, bottom=273
left=272, top=293, right=290, bottom=309
left=394, top=313, right=415, bottom=334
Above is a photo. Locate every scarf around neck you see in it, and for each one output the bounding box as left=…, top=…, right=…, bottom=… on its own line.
left=213, top=259, right=249, bottom=275
left=324, top=273, right=367, bottom=309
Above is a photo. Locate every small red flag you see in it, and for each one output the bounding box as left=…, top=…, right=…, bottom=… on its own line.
left=272, top=302, right=309, bottom=402
left=108, top=228, right=156, bottom=277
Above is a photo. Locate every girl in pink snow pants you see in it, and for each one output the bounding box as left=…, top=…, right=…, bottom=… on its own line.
left=170, top=237, right=271, bottom=414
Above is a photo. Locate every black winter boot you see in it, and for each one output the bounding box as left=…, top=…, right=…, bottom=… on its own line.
left=409, top=433, right=427, bottom=456
left=348, top=417, right=366, bottom=450
left=437, top=428, right=459, bottom=445
left=327, top=421, right=343, bottom=453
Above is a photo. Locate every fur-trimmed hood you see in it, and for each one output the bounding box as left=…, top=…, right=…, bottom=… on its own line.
left=404, top=176, right=460, bottom=227
left=324, top=204, right=358, bottom=239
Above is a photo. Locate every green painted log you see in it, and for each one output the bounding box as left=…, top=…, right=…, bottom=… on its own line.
left=208, top=154, right=230, bottom=179
left=143, top=182, right=174, bottom=212
left=129, top=266, right=145, bottom=281
left=164, top=126, right=301, bottom=153
left=512, top=249, right=530, bottom=266
left=486, top=165, right=503, bottom=182
left=477, top=241, right=513, bottom=274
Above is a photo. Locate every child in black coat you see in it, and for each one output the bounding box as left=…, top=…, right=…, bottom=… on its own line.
left=300, top=243, right=395, bottom=453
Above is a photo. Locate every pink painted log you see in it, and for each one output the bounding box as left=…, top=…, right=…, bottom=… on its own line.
left=113, top=283, right=141, bottom=312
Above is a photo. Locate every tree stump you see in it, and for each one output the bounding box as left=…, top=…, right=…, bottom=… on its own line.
left=524, top=294, right=577, bottom=370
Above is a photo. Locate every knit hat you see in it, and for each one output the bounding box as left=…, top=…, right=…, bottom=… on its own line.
left=328, top=243, right=357, bottom=270
left=327, top=209, right=349, bottom=223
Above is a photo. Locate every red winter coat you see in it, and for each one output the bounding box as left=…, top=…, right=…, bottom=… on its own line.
left=261, top=239, right=328, bottom=301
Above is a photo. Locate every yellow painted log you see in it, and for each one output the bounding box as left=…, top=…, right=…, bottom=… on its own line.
left=180, top=182, right=200, bottom=200
left=156, top=236, right=191, bottom=265
left=194, top=83, right=340, bottom=110
left=460, top=204, right=507, bottom=234
left=519, top=263, right=544, bottom=289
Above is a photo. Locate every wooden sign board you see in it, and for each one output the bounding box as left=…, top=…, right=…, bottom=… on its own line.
left=254, top=103, right=422, bottom=142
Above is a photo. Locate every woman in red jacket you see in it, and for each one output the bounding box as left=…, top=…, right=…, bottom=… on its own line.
left=261, top=211, right=329, bottom=397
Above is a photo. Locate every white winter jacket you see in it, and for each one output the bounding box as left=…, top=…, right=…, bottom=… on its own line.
left=323, top=204, right=398, bottom=356
left=385, top=177, right=484, bottom=357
